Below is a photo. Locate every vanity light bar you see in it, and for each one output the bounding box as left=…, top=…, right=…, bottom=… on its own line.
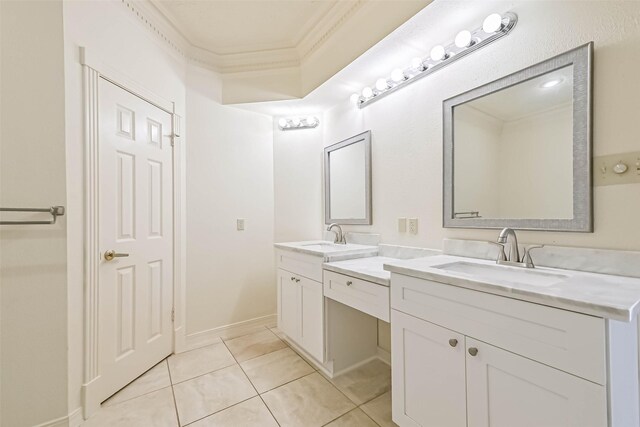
left=351, top=12, right=518, bottom=109
left=278, top=116, right=320, bottom=131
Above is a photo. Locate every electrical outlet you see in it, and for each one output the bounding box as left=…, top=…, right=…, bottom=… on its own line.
left=237, top=218, right=245, bottom=231
left=398, top=217, right=407, bottom=232
left=408, top=218, right=418, bottom=234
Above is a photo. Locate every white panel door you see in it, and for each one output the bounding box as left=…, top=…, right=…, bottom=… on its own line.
left=300, top=277, right=324, bottom=362
left=465, top=338, right=607, bottom=427
left=97, top=78, right=173, bottom=403
left=391, top=310, right=467, bottom=427
left=278, top=269, right=300, bottom=341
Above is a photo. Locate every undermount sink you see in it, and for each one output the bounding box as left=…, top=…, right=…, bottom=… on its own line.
left=301, top=242, right=348, bottom=250
left=432, top=261, right=569, bottom=287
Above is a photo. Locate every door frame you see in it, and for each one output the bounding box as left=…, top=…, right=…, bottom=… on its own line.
left=80, top=47, right=187, bottom=418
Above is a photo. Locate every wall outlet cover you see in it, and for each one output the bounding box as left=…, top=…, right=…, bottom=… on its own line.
left=237, top=218, right=245, bottom=231
left=408, top=218, right=418, bottom=234
left=398, top=217, right=407, bottom=233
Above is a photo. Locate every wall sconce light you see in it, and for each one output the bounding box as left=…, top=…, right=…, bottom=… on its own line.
left=349, top=12, right=518, bottom=108
left=278, top=116, right=320, bottom=131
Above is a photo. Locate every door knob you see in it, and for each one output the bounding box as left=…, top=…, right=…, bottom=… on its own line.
left=449, top=339, right=458, bottom=347
left=104, top=250, right=130, bottom=261
left=468, top=347, right=479, bottom=356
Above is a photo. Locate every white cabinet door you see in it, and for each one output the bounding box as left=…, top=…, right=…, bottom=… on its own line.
left=391, top=310, right=467, bottom=427
left=300, top=276, right=324, bottom=362
left=466, top=337, right=607, bottom=427
left=277, top=269, right=299, bottom=341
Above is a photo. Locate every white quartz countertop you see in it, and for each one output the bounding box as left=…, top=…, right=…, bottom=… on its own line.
left=274, top=241, right=378, bottom=260
left=384, top=255, right=640, bottom=322
left=324, top=256, right=398, bottom=286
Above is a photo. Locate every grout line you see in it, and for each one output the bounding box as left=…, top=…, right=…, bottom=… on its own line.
left=221, top=339, right=282, bottom=427
left=180, top=395, right=257, bottom=427
left=165, top=359, right=182, bottom=427
left=100, top=359, right=173, bottom=409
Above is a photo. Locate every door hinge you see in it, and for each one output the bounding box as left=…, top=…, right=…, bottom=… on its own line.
left=171, top=307, right=175, bottom=322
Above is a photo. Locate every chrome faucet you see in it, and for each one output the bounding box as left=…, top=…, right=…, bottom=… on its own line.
left=492, top=227, right=544, bottom=268
left=497, top=228, right=520, bottom=263
left=327, top=223, right=346, bottom=244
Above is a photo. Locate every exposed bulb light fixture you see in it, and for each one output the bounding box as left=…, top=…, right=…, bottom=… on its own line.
left=411, top=57, right=426, bottom=71
left=278, top=116, right=320, bottom=131
left=454, top=30, right=473, bottom=48
left=482, top=13, right=503, bottom=33
left=430, top=45, right=448, bottom=61
left=391, top=68, right=406, bottom=82
left=349, top=11, right=517, bottom=108
left=376, top=78, right=389, bottom=91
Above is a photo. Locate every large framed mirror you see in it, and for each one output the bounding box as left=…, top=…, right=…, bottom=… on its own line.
left=443, top=43, right=593, bottom=232
left=324, top=130, right=372, bottom=225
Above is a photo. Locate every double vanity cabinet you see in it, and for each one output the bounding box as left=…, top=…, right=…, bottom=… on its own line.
left=275, top=240, right=640, bottom=427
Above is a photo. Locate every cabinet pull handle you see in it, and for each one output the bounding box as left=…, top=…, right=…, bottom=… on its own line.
left=295, top=278, right=300, bottom=283
left=346, top=281, right=353, bottom=286
left=448, top=339, right=458, bottom=347
left=290, top=276, right=295, bottom=281
left=468, top=347, right=478, bottom=356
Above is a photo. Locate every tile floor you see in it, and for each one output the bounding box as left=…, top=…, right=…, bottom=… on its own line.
left=84, top=326, right=397, bottom=427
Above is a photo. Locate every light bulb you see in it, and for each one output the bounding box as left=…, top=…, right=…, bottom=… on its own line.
left=483, top=13, right=503, bottom=33
left=541, top=79, right=562, bottom=88
left=292, top=117, right=301, bottom=127
left=411, top=57, right=426, bottom=71
left=362, top=87, right=373, bottom=98
left=306, top=116, right=317, bottom=125
left=391, top=68, right=405, bottom=83
left=455, top=30, right=472, bottom=48
left=278, top=118, right=287, bottom=128
left=376, top=78, right=389, bottom=91
left=430, top=45, right=447, bottom=61
left=350, top=93, right=361, bottom=105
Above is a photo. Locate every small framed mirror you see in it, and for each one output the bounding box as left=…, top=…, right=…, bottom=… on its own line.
left=324, top=130, right=372, bottom=225
left=443, top=43, right=593, bottom=232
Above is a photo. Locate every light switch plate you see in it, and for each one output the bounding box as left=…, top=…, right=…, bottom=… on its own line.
left=594, top=150, right=640, bottom=186
left=408, top=218, right=418, bottom=234
left=398, top=217, right=407, bottom=232
left=237, top=219, right=245, bottom=231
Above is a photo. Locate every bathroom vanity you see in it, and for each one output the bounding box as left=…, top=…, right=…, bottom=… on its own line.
left=385, top=254, right=640, bottom=427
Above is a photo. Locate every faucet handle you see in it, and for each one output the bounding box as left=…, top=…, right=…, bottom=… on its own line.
left=522, top=245, right=545, bottom=268
left=487, top=241, right=507, bottom=262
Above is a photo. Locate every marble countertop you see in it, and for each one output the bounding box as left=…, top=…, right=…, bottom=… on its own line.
left=274, top=241, right=378, bottom=260
left=384, top=255, right=640, bottom=322
left=323, top=256, right=400, bottom=286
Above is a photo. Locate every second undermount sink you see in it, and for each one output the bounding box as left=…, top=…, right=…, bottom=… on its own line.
left=432, top=261, right=569, bottom=287
left=301, top=242, right=349, bottom=250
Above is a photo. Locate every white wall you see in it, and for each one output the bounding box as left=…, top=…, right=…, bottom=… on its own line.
left=319, top=0, right=640, bottom=251
left=185, top=64, right=276, bottom=336
left=1, top=1, right=69, bottom=425
left=273, top=121, right=324, bottom=242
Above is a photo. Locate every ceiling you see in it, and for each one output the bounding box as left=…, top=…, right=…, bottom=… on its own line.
left=142, top=0, right=432, bottom=103
left=152, top=0, right=338, bottom=55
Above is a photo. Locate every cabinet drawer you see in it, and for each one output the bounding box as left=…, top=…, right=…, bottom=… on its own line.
left=324, top=271, right=390, bottom=321
left=276, top=250, right=323, bottom=282
left=391, top=274, right=606, bottom=384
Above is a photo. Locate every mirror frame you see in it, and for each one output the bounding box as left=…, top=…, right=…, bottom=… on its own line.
left=443, top=42, right=593, bottom=232
left=324, top=130, right=372, bottom=225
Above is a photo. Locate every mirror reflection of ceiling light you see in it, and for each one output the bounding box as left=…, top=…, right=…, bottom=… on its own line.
left=349, top=12, right=517, bottom=108
left=541, top=78, right=563, bottom=88
left=278, top=116, right=320, bottom=131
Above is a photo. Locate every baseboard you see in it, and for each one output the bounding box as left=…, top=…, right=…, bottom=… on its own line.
left=182, top=314, right=277, bottom=352
left=377, top=346, right=391, bottom=365
left=33, top=408, right=83, bottom=427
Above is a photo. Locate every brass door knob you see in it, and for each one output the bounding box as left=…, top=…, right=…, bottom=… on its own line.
left=449, top=339, right=458, bottom=347
left=104, top=250, right=129, bottom=261
left=468, top=347, right=479, bottom=356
